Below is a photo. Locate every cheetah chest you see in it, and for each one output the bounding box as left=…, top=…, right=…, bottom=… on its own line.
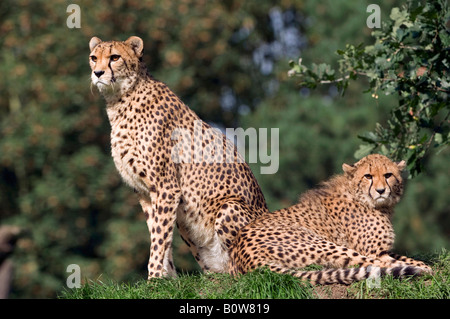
left=109, top=122, right=149, bottom=194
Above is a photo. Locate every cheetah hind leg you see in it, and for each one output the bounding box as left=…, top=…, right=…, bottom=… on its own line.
left=212, top=199, right=265, bottom=273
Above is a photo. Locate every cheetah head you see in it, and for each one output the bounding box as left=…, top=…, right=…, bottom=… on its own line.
left=89, top=36, right=144, bottom=98
left=342, top=154, right=406, bottom=209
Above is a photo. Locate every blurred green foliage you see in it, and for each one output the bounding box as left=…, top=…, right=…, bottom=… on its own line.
left=0, top=0, right=448, bottom=298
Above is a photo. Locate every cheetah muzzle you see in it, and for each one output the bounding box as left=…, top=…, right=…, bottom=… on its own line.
left=89, top=36, right=269, bottom=278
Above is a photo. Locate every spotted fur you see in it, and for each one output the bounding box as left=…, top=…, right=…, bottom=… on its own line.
left=89, top=36, right=268, bottom=278
left=228, top=154, right=431, bottom=284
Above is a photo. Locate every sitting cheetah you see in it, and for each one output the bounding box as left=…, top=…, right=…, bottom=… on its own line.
left=89, top=36, right=268, bottom=278
left=228, top=154, right=431, bottom=284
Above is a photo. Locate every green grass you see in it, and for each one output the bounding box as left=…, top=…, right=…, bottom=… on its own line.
left=60, top=249, right=449, bottom=299
left=60, top=269, right=315, bottom=299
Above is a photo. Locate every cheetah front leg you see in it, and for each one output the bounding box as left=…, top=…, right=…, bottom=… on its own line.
left=349, top=226, right=432, bottom=273
left=139, top=190, right=179, bottom=278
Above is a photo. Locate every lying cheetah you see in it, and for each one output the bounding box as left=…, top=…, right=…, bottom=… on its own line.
left=89, top=36, right=268, bottom=278
left=229, top=154, right=431, bottom=284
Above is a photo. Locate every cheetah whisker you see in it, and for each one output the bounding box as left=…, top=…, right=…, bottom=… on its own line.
left=89, top=82, right=95, bottom=96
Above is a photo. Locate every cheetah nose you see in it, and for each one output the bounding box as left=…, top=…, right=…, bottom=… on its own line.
left=376, top=188, right=385, bottom=195
left=94, top=70, right=105, bottom=78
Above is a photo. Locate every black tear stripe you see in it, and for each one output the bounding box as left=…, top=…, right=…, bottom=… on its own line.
left=386, top=179, right=393, bottom=194
left=389, top=174, right=400, bottom=194
left=107, top=44, right=116, bottom=82
left=385, top=167, right=397, bottom=195
left=108, top=60, right=115, bottom=82
left=367, top=178, right=373, bottom=199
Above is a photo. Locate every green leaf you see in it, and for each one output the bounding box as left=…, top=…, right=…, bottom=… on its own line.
left=357, top=131, right=379, bottom=143
left=354, top=144, right=376, bottom=159
left=434, top=133, right=443, bottom=144
left=389, top=7, right=402, bottom=21
left=439, top=29, right=450, bottom=47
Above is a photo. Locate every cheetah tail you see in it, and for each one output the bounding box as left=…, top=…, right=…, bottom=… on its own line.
left=285, top=265, right=423, bottom=285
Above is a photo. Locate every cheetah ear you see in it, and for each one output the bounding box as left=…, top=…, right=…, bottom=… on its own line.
left=342, top=163, right=356, bottom=175
left=89, top=37, right=102, bottom=51
left=396, top=160, right=406, bottom=171
left=125, top=36, right=144, bottom=58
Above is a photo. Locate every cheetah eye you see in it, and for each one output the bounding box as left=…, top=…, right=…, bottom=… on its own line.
left=364, top=174, right=372, bottom=180
left=384, top=173, right=393, bottom=179
left=110, top=55, right=121, bottom=62
left=90, top=55, right=97, bottom=62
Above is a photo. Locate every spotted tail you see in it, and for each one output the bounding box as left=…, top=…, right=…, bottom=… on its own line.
left=280, top=265, right=423, bottom=285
